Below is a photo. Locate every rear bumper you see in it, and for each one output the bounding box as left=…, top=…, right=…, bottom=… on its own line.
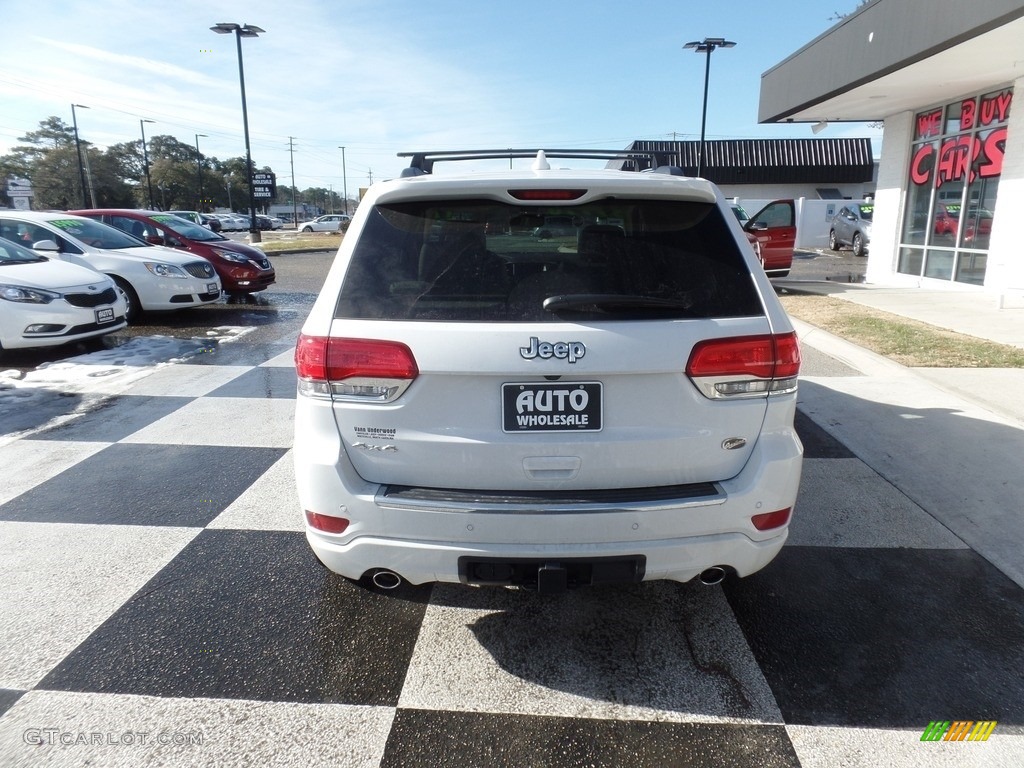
left=307, top=528, right=787, bottom=586
left=295, top=396, right=802, bottom=586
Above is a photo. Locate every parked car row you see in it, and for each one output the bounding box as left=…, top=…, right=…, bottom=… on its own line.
left=71, top=209, right=276, bottom=298
left=0, top=209, right=275, bottom=353
left=208, top=212, right=284, bottom=232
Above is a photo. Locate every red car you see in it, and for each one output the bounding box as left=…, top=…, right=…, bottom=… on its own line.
left=933, top=203, right=960, bottom=239
left=72, top=209, right=275, bottom=295
left=731, top=200, right=796, bottom=277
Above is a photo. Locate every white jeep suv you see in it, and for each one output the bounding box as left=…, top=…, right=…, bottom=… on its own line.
left=294, top=149, right=802, bottom=592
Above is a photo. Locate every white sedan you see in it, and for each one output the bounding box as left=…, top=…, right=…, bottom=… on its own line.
left=300, top=215, right=351, bottom=233
left=0, top=212, right=220, bottom=322
left=0, top=235, right=126, bottom=351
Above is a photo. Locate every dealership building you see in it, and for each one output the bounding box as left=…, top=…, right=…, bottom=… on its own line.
left=759, top=0, right=1023, bottom=293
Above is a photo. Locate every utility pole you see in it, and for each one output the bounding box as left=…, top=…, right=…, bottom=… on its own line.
left=140, top=119, right=155, bottom=209
left=342, top=146, right=348, bottom=215
left=289, top=136, right=298, bottom=230
left=82, top=146, right=98, bottom=207
left=71, top=104, right=89, bottom=208
left=195, top=134, right=208, bottom=210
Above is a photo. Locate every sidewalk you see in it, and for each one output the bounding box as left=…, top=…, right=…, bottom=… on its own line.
left=774, top=277, right=1024, bottom=425
left=775, top=277, right=1024, bottom=590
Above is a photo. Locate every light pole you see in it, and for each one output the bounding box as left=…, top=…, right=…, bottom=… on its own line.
left=211, top=21, right=265, bottom=242
left=683, top=37, right=736, bottom=178
left=225, top=173, right=233, bottom=211
left=338, top=146, right=348, bottom=215
left=140, top=119, right=155, bottom=209
left=195, top=134, right=208, bottom=211
left=71, top=104, right=89, bottom=208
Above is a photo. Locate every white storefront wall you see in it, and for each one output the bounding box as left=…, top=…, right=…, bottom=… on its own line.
left=866, top=77, right=1023, bottom=294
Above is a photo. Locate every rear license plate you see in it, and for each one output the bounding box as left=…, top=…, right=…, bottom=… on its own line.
left=502, top=382, right=602, bottom=432
left=207, top=283, right=218, bottom=294
left=95, top=307, right=115, bottom=324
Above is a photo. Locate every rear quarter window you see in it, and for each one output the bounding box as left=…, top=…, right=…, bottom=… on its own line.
left=334, top=199, right=763, bottom=322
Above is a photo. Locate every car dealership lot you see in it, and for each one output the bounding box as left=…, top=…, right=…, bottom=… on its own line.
left=0, top=251, right=1022, bottom=767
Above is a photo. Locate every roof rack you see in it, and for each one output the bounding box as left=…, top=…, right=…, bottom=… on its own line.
left=396, top=148, right=680, bottom=176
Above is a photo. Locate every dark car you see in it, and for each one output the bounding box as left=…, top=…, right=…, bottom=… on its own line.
left=72, top=209, right=275, bottom=295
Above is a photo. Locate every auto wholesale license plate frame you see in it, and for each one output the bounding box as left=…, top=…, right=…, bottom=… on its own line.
left=501, top=381, right=602, bottom=433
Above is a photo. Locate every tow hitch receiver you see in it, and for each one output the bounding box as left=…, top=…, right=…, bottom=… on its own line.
left=538, top=563, right=568, bottom=594
left=458, top=556, right=646, bottom=591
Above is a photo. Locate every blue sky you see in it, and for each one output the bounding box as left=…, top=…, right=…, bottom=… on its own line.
left=0, top=0, right=877, bottom=193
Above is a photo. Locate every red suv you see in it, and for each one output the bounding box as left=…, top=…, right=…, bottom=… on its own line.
left=731, top=200, right=796, bottom=277
left=72, top=209, right=275, bottom=295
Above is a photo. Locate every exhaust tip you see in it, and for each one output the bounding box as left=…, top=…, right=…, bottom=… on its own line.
left=699, top=566, right=727, bottom=586
left=369, top=570, right=403, bottom=590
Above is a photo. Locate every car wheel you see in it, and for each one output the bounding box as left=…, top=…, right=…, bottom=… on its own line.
left=113, top=277, right=141, bottom=322
left=829, top=229, right=839, bottom=251
left=301, top=226, right=313, bottom=233
left=852, top=232, right=865, bottom=257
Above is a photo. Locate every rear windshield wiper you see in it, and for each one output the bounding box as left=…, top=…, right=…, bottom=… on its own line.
left=542, top=293, right=694, bottom=313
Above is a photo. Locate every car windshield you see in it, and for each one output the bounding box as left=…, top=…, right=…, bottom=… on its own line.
left=0, top=235, right=47, bottom=264
left=858, top=204, right=874, bottom=221
left=335, top=198, right=763, bottom=322
left=730, top=205, right=749, bottom=225
left=44, top=217, right=148, bottom=250
left=151, top=214, right=226, bottom=242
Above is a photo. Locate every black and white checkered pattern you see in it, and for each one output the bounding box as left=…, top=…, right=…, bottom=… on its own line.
left=1, top=326, right=1022, bottom=767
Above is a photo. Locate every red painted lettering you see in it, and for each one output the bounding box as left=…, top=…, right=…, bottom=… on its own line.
left=979, top=90, right=1013, bottom=126
left=910, top=144, right=934, bottom=186
left=960, top=99, right=976, bottom=131
left=916, top=110, right=942, bottom=139
left=935, top=136, right=980, bottom=187
left=978, top=127, right=1007, bottom=178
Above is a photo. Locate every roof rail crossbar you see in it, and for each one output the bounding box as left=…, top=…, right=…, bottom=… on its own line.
left=397, top=149, right=667, bottom=174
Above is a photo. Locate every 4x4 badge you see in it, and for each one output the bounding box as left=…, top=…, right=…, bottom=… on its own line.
left=520, top=337, right=586, bottom=364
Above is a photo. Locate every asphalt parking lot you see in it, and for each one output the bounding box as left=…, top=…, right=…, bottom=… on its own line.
left=1, top=247, right=1022, bottom=767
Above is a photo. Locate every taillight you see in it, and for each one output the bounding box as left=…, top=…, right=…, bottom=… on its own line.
left=686, top=332, right=800, bottom=399
left=752, top=508, right=792, bottom=530
left=295, top=334, right=418, bottom=402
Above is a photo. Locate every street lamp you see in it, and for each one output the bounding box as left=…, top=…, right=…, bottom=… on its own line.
left=683, top=37, right=736, bottom=178
left=140, top=119, right=155, bottom=209
left=195, top=133, right=208, bottom=211
left=225, top=173, right=233, bottom=212
left=71, top=104, right=89, bottom=208
left=211, top=21, right=265, bottom=241
left=338, top=146, right=349, bottom=215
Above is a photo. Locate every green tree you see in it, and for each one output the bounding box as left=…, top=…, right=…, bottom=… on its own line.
left=0, top=115, right=282, bottom=212
left=830, top=0, right=872, bottom=21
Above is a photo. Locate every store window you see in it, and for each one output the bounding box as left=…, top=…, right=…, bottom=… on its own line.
left=899, top=88, right=1010, bottom=285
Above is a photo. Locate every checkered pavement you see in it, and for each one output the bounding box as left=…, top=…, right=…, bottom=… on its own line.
left=1, top=332, right=1022, bottom=767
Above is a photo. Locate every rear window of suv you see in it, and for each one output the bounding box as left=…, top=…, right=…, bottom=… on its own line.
left=334, top=198, right=763, bottom=322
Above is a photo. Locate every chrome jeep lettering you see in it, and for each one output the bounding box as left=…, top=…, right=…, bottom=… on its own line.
left=519, top=337, right=586, bottom=364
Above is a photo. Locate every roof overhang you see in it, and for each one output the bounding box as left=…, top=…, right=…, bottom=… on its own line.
left=759, top=0, right=1024, bottom=125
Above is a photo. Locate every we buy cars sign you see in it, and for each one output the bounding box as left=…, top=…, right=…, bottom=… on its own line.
left=252, top=172, right=276, bottom=199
